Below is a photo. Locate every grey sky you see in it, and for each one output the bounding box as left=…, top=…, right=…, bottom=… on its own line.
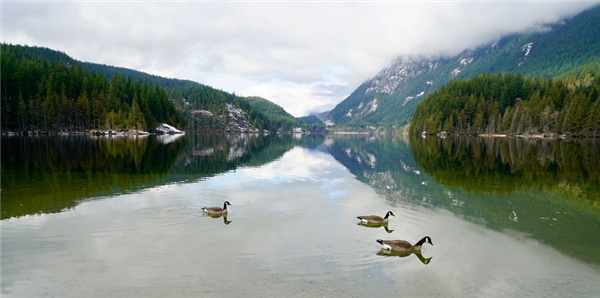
left=3, top=1, right=599, bottom=117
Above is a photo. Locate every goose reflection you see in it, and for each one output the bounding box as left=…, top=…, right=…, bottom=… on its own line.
left=377, top=249, right=432, bottom=265
left=205, top=213, right=232, bottom=225
left=357, top=222, right=394, bottom=233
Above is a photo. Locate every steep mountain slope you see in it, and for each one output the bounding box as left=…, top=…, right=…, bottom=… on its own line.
left=327, top=4, right=600, bottom=130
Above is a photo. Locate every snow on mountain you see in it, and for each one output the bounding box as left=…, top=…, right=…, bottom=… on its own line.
left=518, top=42, right=533, bottom=67
left=365, top=58, right=440, bottom=95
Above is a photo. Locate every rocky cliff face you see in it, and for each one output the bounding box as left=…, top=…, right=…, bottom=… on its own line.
left=365, top=58, right=441, bottom=95
left=192, top=103, right=269, bottom=133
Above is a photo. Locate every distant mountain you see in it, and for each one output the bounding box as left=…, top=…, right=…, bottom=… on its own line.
left=327, top=4, right=600, bottom=130
left=309, top=111, right=330, bottom=122
left=297, top=115, right=322, bottom=125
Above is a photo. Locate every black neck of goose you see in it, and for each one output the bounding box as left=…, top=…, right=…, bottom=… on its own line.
left=384, top=212, right=391, bottom=219
left=223, top=202, right=228, bottom=210
left=415, top=237, right=428, bottom=246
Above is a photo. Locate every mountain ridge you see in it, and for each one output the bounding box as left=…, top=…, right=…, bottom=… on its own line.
left=327, top=4, right=600, bottom=131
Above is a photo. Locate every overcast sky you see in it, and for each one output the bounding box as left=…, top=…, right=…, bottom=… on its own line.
left=3, top=1, right=599, bottom=117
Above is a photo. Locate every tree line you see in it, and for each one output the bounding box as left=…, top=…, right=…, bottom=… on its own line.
left=1, top=44, right=184, bottom=133
left=410, top=65, right=600, bottom=137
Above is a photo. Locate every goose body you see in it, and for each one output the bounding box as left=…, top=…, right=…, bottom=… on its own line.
left=376, top=236, right=433, bottom=251
left=357, top=211, right=395, bottom=224
left=202, top=201, right=231, bottom=214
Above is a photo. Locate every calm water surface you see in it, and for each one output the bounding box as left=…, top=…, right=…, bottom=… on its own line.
left=2, top=134, right=600, bottom=297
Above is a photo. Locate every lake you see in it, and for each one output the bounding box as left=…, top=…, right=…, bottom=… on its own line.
left=2, top=134, right=600, bottom=297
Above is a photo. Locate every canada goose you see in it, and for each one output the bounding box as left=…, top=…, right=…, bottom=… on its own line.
left=376, top=236, right=433, bottom=251
left=357, top=211, right=395, bottom=224
left=202, top=201, right=231, bottom=214
left=377, top=249, right=432, bottom=265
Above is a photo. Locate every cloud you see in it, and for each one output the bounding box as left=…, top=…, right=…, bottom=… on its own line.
left=3, top=1, right=599, bottom=116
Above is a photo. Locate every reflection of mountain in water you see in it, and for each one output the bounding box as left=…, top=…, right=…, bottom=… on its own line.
left=324, top=135, right=425, bottom=205
left=324, top=135, right=600, bottom=267
left=1, top=134, right=308, bottom=219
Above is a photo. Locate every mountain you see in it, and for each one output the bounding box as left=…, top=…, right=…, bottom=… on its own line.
left=1, top=44, right=198, bottom=89
left=309, top=111, right=330, bottom=122
left=244, top=96, right=302, bottom=131
left=327, top=4, right=600, bottom=131
left=297, top=115, right=322, bottom=125
left=0, top=44, right=283, bottom=133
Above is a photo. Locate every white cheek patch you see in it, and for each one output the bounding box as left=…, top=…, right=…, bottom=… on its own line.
left=381, top=243, right=392, bottom=250
left=360, top=218, right=368, bottom=223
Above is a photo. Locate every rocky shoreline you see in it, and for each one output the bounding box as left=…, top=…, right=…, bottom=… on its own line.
left=2, top=123, right=185, bottom=136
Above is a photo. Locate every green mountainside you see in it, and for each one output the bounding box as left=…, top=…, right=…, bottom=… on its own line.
left=244, top=96, right=326, bottom=132
left=327, top=4, right=600, bottom=131
left=244, top=96, right=301, bottom=131
left=297, top=115, right=322, bottom=125
left=0, top=44, right=300, bottom=133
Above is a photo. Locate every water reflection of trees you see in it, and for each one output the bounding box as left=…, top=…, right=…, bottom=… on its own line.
left=410, top=136, right=600, bottom=201
left=326, top=135, right=600, bottom=266
left=1, top=134, right=307, bottom=219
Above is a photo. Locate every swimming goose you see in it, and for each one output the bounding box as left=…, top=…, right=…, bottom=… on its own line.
left=202, top=201, right=231, bottom=214
left=376, top=236, right=433, bottom=251
left=357, top=211, right=395, bottom=224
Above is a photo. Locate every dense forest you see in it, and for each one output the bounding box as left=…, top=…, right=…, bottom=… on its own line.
left=410, top=63, right=600, bottom=137
left=1, top=44, right=184, bottom=133
left=243, top=96, right=301, bottom=131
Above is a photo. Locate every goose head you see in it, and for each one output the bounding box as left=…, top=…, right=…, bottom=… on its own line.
left=419, top=236, right=433, bottom=246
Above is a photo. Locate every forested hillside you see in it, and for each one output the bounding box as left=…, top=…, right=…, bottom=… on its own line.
left=328, top=4, right=600, bottom=131
left=167, top=86, right=274, bottom=133
left=410, top=63, right=600, bottom=137
left=0, top=44, right=299, bottom=134
left=244, top=96, right=326, bottom=132
left=1, top=44, right=184, bottom=133
left=244, top=96, right=301, bottom=131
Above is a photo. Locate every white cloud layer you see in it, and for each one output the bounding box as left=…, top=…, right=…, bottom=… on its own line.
left=3, top=1, right=599, bottom=116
